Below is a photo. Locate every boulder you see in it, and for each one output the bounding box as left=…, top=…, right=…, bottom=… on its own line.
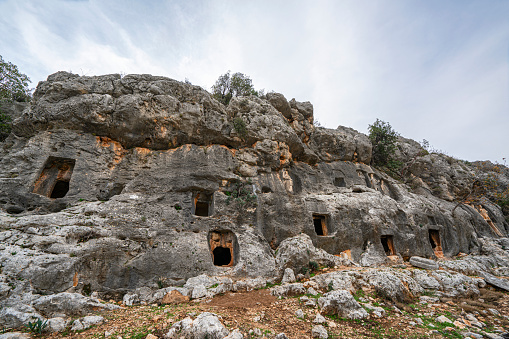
left=0, top=333, right=31, bottom=339
left=123, top=292, right=139, bottom=306
left=313, top=313, right=327, bottom=324
left=71, top=315, right=104, bottom=331
left=281, top=268, right=296, bottom=284
left=165, top=312, right=229, bottom=339
left=46, top=317, right=68, bottom=333
left=224, top=329, right=243, bottom=339
left=409, top=256, right=439, bottom=270
left=479, top=272, right=509, bottom=291
left=311, top=325, right=328, bottom=339
left=317, top=290, right=368, bottom=320
left=0, top=306, right=44, bottom=329
left=32, top=293, right=119, bottom=318
left=161, top=290, right=190, bottom=305
left=271, top=283, right=306, bottom=298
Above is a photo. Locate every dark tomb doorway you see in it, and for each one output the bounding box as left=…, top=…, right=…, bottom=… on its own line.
left=33, top=157, right=75, bottom=199
left=380, top=235, right=395, bottom=256
left=313, top=214, right=328, bottom=236
left=213, top=247, right=232, bottom=266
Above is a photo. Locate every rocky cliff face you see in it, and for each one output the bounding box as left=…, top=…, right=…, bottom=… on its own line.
left=0, top=72, right=508, bottom=329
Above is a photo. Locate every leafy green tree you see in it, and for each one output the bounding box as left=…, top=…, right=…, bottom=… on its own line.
left=0, top=55, right=31, bottom=141
left=368, top=119, right=400, bottom=167
left=211, top=71, right=261, bottom=105
left=1, top=55, right=31, bottom=102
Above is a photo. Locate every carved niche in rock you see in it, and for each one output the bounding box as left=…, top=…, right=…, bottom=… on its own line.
left=33, top=157, right=75, bottom=199
left=208, top=230, right=237, bottom=267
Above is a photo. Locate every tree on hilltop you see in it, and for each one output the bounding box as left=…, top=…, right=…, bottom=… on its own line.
left=368, top=119, right=400, bottom=168
left=211, top=71, right=262, bottom=105
left=0, top=55, right=31, bottom=141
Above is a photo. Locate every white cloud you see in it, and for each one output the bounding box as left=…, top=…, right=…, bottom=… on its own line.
left=0, top=0, right=507, bottom=162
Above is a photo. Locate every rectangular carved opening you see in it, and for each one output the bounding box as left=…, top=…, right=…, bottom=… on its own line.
left=194, top=192, right=213, bottom=217
left=334, top=177, right=346, bottom=187
left=209, top=230, right=236, bottom=267
left=380, top=235, right=395, bottom=256
left=313, top=214, right=328, bottom=236
left=428, top=229, right=443, bottom=257
left=33, top=157, right=75, bottom=199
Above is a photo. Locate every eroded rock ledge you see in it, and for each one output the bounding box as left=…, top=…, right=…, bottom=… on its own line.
left=0, top=72, right=508, bottom=331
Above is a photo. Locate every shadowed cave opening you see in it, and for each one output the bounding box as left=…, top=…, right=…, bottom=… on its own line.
left=33, top=157, right=75, bottom=199
left=209, top=230, right=236, bottom=267
left=50, top=180, right=70, bottom=199
left=334, top=177, right=346, bottom=187
left=380, top=235, right=395, bottom=256
left=313, top=214, right=328, bottom=236
left=428, top=230, right=440, bottom=249
left=212, top=247, right=232, bottom=266
left=428, top=229, right=443, bottom=257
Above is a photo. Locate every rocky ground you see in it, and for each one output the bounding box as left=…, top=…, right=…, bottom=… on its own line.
left=2, top=259, right=509, bottom=339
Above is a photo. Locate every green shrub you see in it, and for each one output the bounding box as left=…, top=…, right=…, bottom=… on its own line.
left=232, top=117, right=247, bottom=140
left=368, top=119, right=399, bottom=167
left=224, top=179, right=256, bottom=206
left=25, top=318, right=48, bottom=334
left=211, top=71, right=262, bottom=105
left=0, top=113, right=11, bottom=142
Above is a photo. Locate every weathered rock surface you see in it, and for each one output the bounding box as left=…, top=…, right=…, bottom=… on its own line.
left=318, top=290, right=368, bottom=319
left=0, top=72, right=508, bottom=329
left=71, top=315, right=104, bottom=331
left=32, top=293, right=119, bottom=318
left=409, top=256, right=439, bottom=270
left=165, top=312, right=229, bottom=339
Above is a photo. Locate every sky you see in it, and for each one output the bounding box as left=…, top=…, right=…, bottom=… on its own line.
left=1, top=0, right=508, bottom=163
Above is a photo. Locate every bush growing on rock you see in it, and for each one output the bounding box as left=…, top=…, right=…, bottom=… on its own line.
left=368, top=119, right=400, bottom=170
left=211, top=71, right=262, bottom=105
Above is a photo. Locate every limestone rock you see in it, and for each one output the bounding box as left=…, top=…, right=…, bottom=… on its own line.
left=224, top=329, right=243, bottom=339
left=0, top=306, right=44, bottom=329
left=281, top=268, right=296, bottom=284
left=409, top=256, right=439, bottom=270
left=46, top=317, right=68, bottom=333
left=71, top=315, right=104, bottom=331
left=271, top=283, right=306, bottom=298
left=165, top=312, right=229, bottom=339
left=479, top=272, right=509, bottom=291
left=436, top=315, right=452, bottom=324
left=318, top=290, right=368, bottom=320
left=313, top=313, right=327, bottom=324
left=0, top=333, right=31, bottom=339
left=123, top=292, right=139, bottom=306
left=311, top=325, right=328, bottom=339
left=32, top=293, right=119, bottom=318
left=161, top=290, right=190, bottom=304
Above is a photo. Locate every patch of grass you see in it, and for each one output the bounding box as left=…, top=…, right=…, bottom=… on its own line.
left=353, top=289, right=366, bottom=302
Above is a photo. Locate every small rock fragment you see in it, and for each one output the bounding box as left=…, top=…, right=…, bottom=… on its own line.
left=311, top=325, right=328, bottom=339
